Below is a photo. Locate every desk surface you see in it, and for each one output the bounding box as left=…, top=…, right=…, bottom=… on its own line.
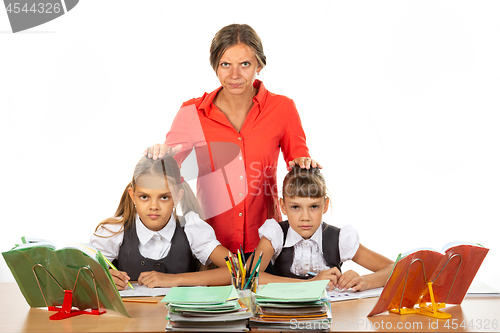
left=2, top=282, right=499, bottom=332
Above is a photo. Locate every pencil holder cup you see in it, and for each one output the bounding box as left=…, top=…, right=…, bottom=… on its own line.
left=230, top=276, right=239, bottom=289
left=238, top=288, right=255, bottom=314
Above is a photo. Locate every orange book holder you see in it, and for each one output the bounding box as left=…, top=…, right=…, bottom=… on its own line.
left=389, top=281, right=451, bottom=319
left=388, top=256, right=461, bottom=319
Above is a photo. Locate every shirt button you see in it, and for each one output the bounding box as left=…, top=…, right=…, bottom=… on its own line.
left=239, top=193, right=243, bottom=197
left=238, top=213, right=243, bottom=217
left=141, top=261, right=145, bottom=266
left=156, top=263, right=161, bottom=268
left=238, top=137, right=242, bottom=141
left=239, top=156, right=243, bottom=160
left=239, top=175, right=243, bottom=180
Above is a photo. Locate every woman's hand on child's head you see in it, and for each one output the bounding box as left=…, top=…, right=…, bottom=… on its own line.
left=143, top=144, right=182, bottom=160
left=109, top=269, right=131, bottom=291
left=337, top=270, right=366, bottom=292
left=138, top=271, right=176, bottom=288
left=288, top=157, right=322, bottom=170
left=312, top=267, right=341, bottom=289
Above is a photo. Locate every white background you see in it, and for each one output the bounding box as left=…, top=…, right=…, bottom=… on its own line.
left=1, top=1, right=499, bottom=291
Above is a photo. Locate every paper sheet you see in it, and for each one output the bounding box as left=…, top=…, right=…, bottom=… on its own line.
left=256, top=280, right=329, bottom=301
left=119, top=283, right=171, bottom=297
left=466, top=281, right=500, bottom=297
left=328, top=287, right=383, bottom=302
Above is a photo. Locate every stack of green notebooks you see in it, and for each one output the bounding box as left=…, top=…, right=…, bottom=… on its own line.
left=162, top=285, right=252, bottom=332
left=250, top=280, right=331, bottom=332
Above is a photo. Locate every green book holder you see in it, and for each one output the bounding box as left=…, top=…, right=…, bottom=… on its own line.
left=3, top=245, right=129, bottom=320
left=32, top=263, right=106, bottom=320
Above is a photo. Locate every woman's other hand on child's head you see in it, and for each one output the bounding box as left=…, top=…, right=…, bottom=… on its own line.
left=109, top=269, right=131, bottom=291
left=143, top=144, right=182, bottom=160
left=288, top=157, right=322, bottom=170
left=311, top=267, right=341, bottom=290
left=337, top=270, right=365, bottom=292
left=138, top=271, right=177, bottom=288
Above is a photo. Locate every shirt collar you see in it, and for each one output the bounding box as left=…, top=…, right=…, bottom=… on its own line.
left=135, top=213, right=176, bottom=245
left=284, top=223, right=324, bottom=254
left=199, top=79, right=267, bottom=117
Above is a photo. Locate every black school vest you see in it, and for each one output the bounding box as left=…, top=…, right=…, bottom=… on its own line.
left=273, top=221, right=342, bottom=279
left=114, top=218, right=198, bottom=280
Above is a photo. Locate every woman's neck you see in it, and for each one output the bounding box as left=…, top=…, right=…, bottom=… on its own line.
left=215, top=87, right=257, bottom=132
left=217, top=86, right=256, bottom=115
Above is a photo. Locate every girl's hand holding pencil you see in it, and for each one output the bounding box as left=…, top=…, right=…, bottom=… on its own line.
left=310, top=267, right=341, bottom=290
left=109, top=268, right=133, bottom=291
left=103, top=256, right=134, bottom=291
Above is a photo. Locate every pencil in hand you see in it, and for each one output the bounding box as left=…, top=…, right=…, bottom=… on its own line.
left=103, top=256, right=134, bottom=290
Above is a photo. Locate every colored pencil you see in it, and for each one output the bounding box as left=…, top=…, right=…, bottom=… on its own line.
left=122, top=299, right=158, bottom=304
left=243, top=251, right=262, bottom=290
left=239, top=244, right=246, bottom=265
left=224, top=256, right=234, bottom=278
left=245, top=249, right=256, bottom=280
left=229, top=251, right=238, bottom=277
left=237, top=249, right=246, bottom=277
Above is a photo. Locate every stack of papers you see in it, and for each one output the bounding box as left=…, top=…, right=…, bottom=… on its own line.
left=162, top=285, right=252, bottom=332
left=250, top=280, right=331, bottom=332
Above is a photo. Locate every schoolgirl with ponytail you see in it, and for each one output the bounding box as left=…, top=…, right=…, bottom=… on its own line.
left=250, top=166, right=394, bottom=291
left=90, top=155, right=230, bottom=290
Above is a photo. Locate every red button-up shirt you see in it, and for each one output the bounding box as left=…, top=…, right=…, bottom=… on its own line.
left=165, top=80, right=309, bottom=253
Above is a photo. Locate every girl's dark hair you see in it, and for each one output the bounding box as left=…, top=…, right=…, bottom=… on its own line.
left=94, top=155, right=203, bottom=236
left=282, top=166, right=328, bottom=200
left=209, top=23, right=266, bottom=74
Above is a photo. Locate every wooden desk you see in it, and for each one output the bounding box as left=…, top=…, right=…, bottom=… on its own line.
left=329, top=296, right=500, bottom=332
left=2, top=282, right=499, bottom=332
left=2, top=283, right=167, bottom=333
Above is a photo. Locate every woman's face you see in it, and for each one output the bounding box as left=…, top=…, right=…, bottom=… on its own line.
left=217, top=43, right=262, bottom=98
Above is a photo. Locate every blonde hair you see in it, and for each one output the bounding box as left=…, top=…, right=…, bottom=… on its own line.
left=95, top=155, right=203, bottom=236
left=209, top=23, right=266, bottom=74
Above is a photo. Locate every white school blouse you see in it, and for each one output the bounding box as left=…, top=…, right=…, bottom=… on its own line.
left=90, top=211, right=220, bottom=266
left=258, top=219, right=360, bottom=277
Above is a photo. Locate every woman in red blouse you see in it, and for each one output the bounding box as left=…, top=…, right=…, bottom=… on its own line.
left=146, top=24, right=320, bottom=255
